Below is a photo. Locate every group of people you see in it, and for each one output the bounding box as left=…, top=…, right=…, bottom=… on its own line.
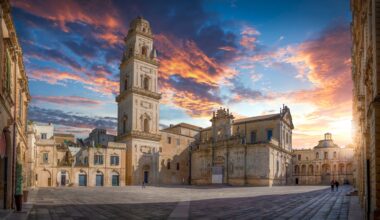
left=330, top=180, right=340, bottom=191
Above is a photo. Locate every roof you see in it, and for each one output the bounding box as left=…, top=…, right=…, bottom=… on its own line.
left=162, top=123, right=203, bottom=131
left=54, top=133, right=75, bottom=137
left=233, top=113, right=280, bottom=124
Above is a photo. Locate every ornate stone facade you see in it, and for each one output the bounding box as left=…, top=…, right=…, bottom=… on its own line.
left=116, top=16, right=161, bottom=185
left=28, top=123, right=126, bottom=187
left=292, top=133, right=354, bottom=185
left=0, top=0, right=30, bottom=210
left=351, top=0, right=380, bottom=219
left=191, top=107, right=294, bottom=186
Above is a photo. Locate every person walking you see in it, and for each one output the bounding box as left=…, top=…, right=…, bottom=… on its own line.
left=330, top=180, right=335, bottom=192
left=335, top=180, right=339, bottom=191
left=142, top=181, right=145, bottom=189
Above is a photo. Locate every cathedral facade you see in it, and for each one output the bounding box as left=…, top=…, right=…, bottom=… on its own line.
left=116, top=17, right=295, bottom=186
left=191, top=107, right=294, bottom=186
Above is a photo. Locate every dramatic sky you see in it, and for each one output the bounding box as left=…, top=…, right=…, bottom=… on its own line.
left=11, top=0, right=352, bottom=148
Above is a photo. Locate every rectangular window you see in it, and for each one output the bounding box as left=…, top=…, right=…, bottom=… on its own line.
left=41, top=133, right=47, bottom=140
left=110, top=156, right=119, bottom=166
left=43, top=153, right=49, bottom=164
left=94, top=155, right=104, bottom=165
left=250, top=131, right=256, bottom=143
left=167, top=137, right=171, bottom=144
left=176, top=163, right=180, bottom=170
left=84, top=157, right=88, bottom=165
left=267, top=129, right=273, bottom=141
left=324, top=152, right=328, bottom=160
left=176, top=138, right=180, bottom=146
left=298, top=155, right=301, bottom=161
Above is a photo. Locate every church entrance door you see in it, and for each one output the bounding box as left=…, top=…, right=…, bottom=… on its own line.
left=144, top=171, right=149, bottom=184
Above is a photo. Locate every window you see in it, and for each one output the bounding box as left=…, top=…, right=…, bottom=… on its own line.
left=298, top=154, right=301, bottom=161
left=333, top=151, right=337, bottom=159
left=176, top=163, right=180, bottom=170
left=142, top=46, right=147, bottom=57
left=143, top=119, right=149, bottom=132
left=84, top=157, right=88, bottom=165
left=159, top=147, right=162, bottom=153
left=110, top=156, right=119, bottom=166
left=41, top=133, right=47, bottom=140
left=176, top=138, right=180, bottom=146
left=316, top=152, right=319, bottom=159
left=250, top=131, right=256, bottom=143
left=94, top=155, right=104, bottom=165
left=324, top=152, right=328, bottom=160
left=143, top=77, right=149, bottom=90
left=167, top=160, right=171, bottom=169
left=167, top=137, right=171, bottom=144
left=276, top=160, right=279, bottom=172
left=42, top=153, right=49, bottom=164
left=285, top=132, right=288, bottom=144
left=267, top=129, right=273, bottom=141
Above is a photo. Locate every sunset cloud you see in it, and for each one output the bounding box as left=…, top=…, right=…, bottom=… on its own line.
left=32, top=95, right=102, bottom=106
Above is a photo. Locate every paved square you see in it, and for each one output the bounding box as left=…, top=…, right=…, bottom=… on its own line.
left=27, top=185, right=355, bottom=220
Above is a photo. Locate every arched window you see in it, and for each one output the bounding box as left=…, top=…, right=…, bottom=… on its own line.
left=141, top=46, right=147, bottom=57
left=143, top=118, right=149, bottom=132
left=143, top=77, right=149, bottom=90
left=167, top=160, right=171, bottom=169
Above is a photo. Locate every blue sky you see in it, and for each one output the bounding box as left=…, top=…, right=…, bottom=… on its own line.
left=11, top=0, right=352, bottom=148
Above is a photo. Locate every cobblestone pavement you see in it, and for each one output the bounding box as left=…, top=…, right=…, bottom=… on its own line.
left=27, top=185, right=358, bottom=220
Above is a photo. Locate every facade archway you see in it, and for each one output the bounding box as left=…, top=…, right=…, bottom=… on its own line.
left=38, top=170, right=51, bottom=187
left=308, top=165, right=314, bottom=175
left=111, top=171, right=119, bottom=186
left=96, top=171, right=104, bottom=186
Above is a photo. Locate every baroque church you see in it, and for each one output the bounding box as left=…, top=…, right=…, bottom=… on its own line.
left=116, top=16, right=295, bottom=186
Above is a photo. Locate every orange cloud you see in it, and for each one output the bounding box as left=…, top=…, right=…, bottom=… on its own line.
left=240, top=26, right=260, bottom=50
left=32, top=95, right=102, bottom=106
left=11, top=0, right=124, bottom=32
left=29, top=69, right=118, bottom=95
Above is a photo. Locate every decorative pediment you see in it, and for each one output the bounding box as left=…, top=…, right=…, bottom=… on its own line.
left=281, top=107, right=294, bottom=129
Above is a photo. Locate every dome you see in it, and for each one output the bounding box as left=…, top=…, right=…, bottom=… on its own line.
left=314, top=133, right=339, bottom=149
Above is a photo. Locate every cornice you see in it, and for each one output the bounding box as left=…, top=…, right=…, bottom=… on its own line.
left=118, top=130, right=161, bottom=142
left=116, top=86, right=161, bottom=102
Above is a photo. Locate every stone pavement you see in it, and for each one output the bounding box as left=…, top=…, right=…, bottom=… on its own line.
left=23, top=185, right=362, bottom=220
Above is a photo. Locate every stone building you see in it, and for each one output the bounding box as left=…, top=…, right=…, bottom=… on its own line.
left=115, top=17, right=295, bottom=187
left=191, top=107, right=294, bottom=186
left=0, top=0, right=30, bottom=210
left=29, top=123, right=126, bottom=187
left=116, top=16, right=161, bottom=185
left=84, top=128, right=116, bottom=147
left=292, top=133, right=354, bottom=185
left=351, top=0, right=380, bottom=218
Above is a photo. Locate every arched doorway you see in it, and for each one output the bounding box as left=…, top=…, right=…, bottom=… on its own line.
left=78, top=171, right=87, bottom=186
left=143, top=165, right=150, bottom=184
left=38, top=170, right=51, bottom=187
left=96, top=171, right=104, bottom=186
left=295, top=178, right=299, bottom=185
left=321, top=164, right=331, bottom=185
left=60, top=170, right=68, bottom=186
left=111, top=171, right=119, bottom=186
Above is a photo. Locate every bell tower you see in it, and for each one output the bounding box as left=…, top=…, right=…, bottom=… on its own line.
left=116, top=16, right=161, bottom=185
